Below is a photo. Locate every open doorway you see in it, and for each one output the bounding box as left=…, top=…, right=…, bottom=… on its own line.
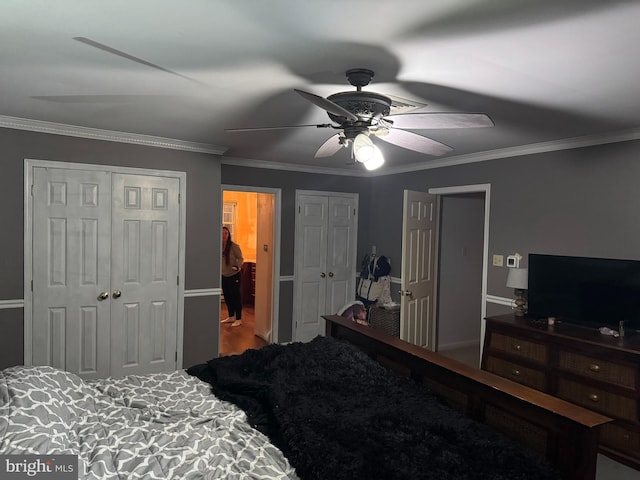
left=435, top=192, right=486, bottom=367
left=400, top=184, right=490, bottom=368
left=430, top=184, right=489, bottom=368
left=220, top=186, right=280, bottom=356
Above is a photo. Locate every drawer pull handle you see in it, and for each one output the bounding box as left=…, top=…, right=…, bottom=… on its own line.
left=589, top=364, right=601, bottom=373
left=511, top=369, right=521, bottom=377
left=512, top=344, right=522, bottom=352
left=623, top=434, right=630, bottom=440
left=588, top=393, right=599, bottom=402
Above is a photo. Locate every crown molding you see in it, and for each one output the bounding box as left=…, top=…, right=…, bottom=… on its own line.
left=0, top=115, right=227, bottom=155
left=375, top=127, right=640, bottom=176
left=3, top=115, right=639, bottom=176
left=221, top=155, right=364, bottom=177
left=222, top=127, right=640, bottom=177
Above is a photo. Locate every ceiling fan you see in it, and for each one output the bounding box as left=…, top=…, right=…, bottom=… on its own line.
left=227, top=68, right=494, bottom=164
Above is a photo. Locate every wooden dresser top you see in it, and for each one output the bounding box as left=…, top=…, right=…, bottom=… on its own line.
left=485, top=314, right=640, bottom=354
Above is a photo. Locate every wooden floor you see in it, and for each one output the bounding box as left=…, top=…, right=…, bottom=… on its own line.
left=219, top=305, right=268, bottom=356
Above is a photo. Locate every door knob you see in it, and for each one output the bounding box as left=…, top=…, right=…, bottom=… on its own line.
left=320, top=272, right=326, bottom=278
left=328, top=272, right=334, bottom=277
left=399, top=290, right=412, bottom=296
left=97, top=291, right=109, bottom=301
left=112, top=290, right=122, bottom=299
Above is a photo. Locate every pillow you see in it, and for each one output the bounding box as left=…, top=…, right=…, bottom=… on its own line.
left=337, top=301, right=368, bottom=325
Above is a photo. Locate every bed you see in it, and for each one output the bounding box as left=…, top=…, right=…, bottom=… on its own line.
left=0, top=365, right=297, bottom=479
left=1, top=315, right=610, bottom=480
left=321, top=315, right=612, bottom=480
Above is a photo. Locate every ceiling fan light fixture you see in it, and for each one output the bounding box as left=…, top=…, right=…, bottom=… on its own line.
left=353, top=133, right=375, bottom=163
left=364, top=145, right=384, bottom=171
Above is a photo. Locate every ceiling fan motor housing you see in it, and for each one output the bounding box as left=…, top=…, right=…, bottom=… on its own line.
left=326, top=91, right=391, bottom=124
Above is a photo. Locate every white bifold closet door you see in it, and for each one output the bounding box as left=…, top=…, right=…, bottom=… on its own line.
left=294, top=192, right=357, bottom=342
left=31, top=166, right=180, bottom=379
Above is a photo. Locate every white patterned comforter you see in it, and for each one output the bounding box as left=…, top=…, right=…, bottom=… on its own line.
left=0, top=366, right=298, bottom=479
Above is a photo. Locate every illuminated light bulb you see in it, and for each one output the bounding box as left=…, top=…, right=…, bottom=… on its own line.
left=353, top=133, right=375, bottom=163
left=364, top=146, right=384, bottom=170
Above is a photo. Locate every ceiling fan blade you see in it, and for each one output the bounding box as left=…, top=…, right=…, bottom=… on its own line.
left=226, top=123, right=334, bottom=133
left=294, top=89, right=358, bottom=121
left=384, top=112, right=494, bottom=129
left=315, top=134, right=345, bottom=158
left=377, top=129, right=452, bottom=156
left=73, top=37, right=207, bottom=86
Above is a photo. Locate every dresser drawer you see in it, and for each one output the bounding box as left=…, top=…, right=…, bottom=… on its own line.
left=558, top=350, right=637, bottom=390
left=600, top=422, right=640, bottom=460
left=487, top=332, right=547, bottom=364
left=485, top=356, right=548, bottom=391
left=556, top=377, right=638, bottom=422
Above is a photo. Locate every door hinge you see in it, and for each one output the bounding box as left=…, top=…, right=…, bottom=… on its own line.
left=175, top=352, right=178, bottom=362
left=30, top=279, right=33, bottom=291
left=177, top=275, right=179, bottom=286
left=298, top=205, right=300, bottom=213
left=178, top=193, right=181, bottom=204
left=30, top=184, right=34, bottom=196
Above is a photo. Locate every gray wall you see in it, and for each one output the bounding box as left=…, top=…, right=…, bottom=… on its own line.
left=0, top=127, right=222, bottom=369
left=367, top=139, right=640, bottom=304
left=3, top=125, right=640, bottom=369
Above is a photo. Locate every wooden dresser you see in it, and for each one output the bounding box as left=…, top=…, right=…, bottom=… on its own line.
left=482, top=314, right=640, bottom=470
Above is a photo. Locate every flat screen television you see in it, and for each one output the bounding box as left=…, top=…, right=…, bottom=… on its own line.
left=527, top=254, right=640, bottom=331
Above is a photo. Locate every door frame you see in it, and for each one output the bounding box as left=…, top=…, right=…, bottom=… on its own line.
left=221, top=184, right=282, bottom=343
left=24, top=159, right=187, bottom=367
left=428, top=183, right=491, bottom=348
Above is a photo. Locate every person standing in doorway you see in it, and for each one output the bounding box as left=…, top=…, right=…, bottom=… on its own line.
left=221, top=226, right=244, bottom=327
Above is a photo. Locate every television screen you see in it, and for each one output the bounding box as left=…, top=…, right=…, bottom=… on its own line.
left=527, top=254, right=640, bottom=330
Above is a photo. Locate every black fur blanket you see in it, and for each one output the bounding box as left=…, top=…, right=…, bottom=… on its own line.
left=188, top=336, right=559, bottom=480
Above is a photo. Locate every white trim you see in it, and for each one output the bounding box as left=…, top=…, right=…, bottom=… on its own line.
left=185, top=288, right=221, bottom=298
left=373, top=127, right=640, bottom=176
left=222, top=184, right=282, bottom=344
left=486, top=294, right=515, bottom=307
left=0, top=299, right=24, bottom=309
left=0, top=115, right=227, bottom=155
left=3, top=115, right=639, bottom=176
left=4, top=291, right=221, bottom=304
left=222, top=128, right=640, bottom=177
left=221, top=156, right=361, bottom=177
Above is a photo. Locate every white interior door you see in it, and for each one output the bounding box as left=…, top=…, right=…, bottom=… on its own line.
left=295, top=194, right=328, bottom=342
left=325, top=196, right=357, bottom=315
left=32, top=167, right=112, bottom=379
left=254, top=193, right=274, bottom=342
left=29, top=163, right=182, bottom=379
left=294, top=192, right=357, bottom=342
left=400, top=190, right=437, bottom=348
left=109, top=173, right=180, bottom=377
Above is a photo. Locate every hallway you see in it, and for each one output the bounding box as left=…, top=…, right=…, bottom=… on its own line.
left=219, top=305, right=268, bottom=356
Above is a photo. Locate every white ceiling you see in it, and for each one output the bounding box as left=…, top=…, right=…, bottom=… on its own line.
left=2, top=0, right=640, bottom=174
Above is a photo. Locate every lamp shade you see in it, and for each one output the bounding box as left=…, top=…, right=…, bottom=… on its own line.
left=506, top=267, right=528, bottom=289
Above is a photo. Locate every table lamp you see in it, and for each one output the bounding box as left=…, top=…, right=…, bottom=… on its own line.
left=506, top=267, right=528, bottom=316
